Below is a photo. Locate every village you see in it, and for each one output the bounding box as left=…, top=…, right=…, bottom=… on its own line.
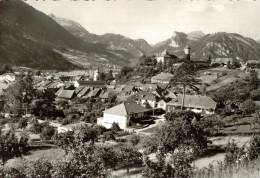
left=0, top=45, right=260, bottom=177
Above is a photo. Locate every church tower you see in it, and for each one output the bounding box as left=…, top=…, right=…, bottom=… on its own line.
left=184, top=46, right=191, bottom=61
left=93, top=69, right=99, bottom=81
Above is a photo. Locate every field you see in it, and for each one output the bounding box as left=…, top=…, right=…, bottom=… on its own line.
left=6, top=148, right=65, bottom=167
left=197, top=67, right=248, bottom=91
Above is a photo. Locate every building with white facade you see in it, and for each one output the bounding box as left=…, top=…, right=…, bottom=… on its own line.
left=97, top=102, right=148, bottom=130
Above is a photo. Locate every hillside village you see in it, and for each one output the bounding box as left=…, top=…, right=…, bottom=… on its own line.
left=1, top=0, right=260, bottom=177
left=0, top=43, right=260, bottom=177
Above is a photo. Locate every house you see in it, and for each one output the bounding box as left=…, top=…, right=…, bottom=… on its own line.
left=246, top=60, right=260, bottom=71
left=83, top=88, right=101, bottom=98
left=99, top=90, right=115, bottom=102
left=157, top=99, right=167, bottom=110
left=138, top=91, right=159, bottom=108
left=56, top=90, right=76, bottom=100
left=0, top=73, right=15, bottom=82
left=97, top=102, right=148, bottom=129
left=166, top=94, right=217, bottom=114
left=211, top=58, right=234, bottom=67
left=77, top=87, right=91, bottom=98
left=164, top=89, right=177, bottom=100
left=151, top=72, right=173, bottom=84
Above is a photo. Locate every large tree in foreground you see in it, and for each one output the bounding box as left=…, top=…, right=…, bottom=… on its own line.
left=0, top=129, right=29, bottom=165
left=168, top=63, right=201, bottom=110
left=3, top=73, right=34, bottom=115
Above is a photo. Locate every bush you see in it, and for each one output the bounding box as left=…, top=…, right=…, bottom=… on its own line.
left=248, top=135, right=260, bottom=160
left=128, top=134, right=140, bottom=146
left=40, top=126, right=56, bottom=141
left=111, top=122, right=121, bottom=132
left=240, top=99, right=257, bottom=116
left=17, top=117, right=28, bottom=129
left=103, top=131, right=116, bottom=141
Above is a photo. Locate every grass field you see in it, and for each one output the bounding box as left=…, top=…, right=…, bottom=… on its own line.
left=6, top=148, right=65, bottom=168
left=197, top=67, right=248, bottom=91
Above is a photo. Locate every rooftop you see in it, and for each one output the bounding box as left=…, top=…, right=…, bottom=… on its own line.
left=168, top=94, right=216, bottom=110
left=57, top=90, right=75, bottom=99
left=104, top=102, right=148, bottom=116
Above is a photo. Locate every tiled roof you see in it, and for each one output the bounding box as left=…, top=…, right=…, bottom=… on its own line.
left=57, top=90, right=75, bottom=99
left=104, top=102, right=148, bottom=116
left=77, top=87, right=90, bottom=97
left=78, top=80, right=105, bottom=87
left=167, top=94, right=216, bottom=110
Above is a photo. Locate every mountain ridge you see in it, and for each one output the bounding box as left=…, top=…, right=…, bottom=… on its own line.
left=151, top=31, right=260, bottom=62
left=0, top=0, right=137, bottom=69
left=50, top=15, right=153, bottom=59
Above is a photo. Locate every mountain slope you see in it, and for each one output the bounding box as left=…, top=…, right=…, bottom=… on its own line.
left=151, top=31, right=260, bottom=62
left=0, top=0, right=134, bottom=69
left=151, top=31, right=189, bottom=55
left=50, top=15, right=153, bottom=58
left=187, top=31, right=205, bottom=41
left=190, top=32, right=260, bottom=61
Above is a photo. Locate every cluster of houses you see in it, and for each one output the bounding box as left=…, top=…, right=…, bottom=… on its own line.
left=32, top=69, right=218, bottom=130
left=98, top=88, right=217, bottom=130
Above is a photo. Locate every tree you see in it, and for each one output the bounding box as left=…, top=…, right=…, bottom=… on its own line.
left=111, top=122, right=121, bottom=132
left=40, top=125, right=56, bottom=141
left=52, top=160, right=79, bottom=178
left=224, top=140, right=243, bottom=166
left=69, top=144, right=108, bottom=177
left=168, top=63, right=201, bottom=110
left=240, top=99, right=257, bottom=116
left=247, top=70, right=259, bottom=90
left=25, top=158, right=53, bottom=178
left=29, top=118, right=42, bottom=134
left=3, top=73, right=34, bottom=115
left=143, top=148, right=193, bottom=178
left=17, top=117, right=28, bottom=129
left=158, top=111, right=208, bottom=156
left=105, top=70, right=114, bottom=82
left=118, top=66, right=133, bottom=79
left=128, top=134, right=140, bottom=146
left=248, top=134, right=260, bottom=160
left=117, top=145, right=142, bottom=173
left=0, top=129, right=29, bottom=165
left=0, top=64, right=13, bottom=74
left=76, top=126, right=99, bottom=145
left=54, top=131, right=76, bottom=154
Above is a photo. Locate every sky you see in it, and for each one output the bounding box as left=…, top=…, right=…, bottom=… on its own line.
left=25, top=0, right=260, bottom=44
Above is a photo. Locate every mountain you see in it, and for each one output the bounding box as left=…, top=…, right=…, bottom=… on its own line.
left=257, top=40, right=260, bottom=44
left=151, top=31, right=189, bottom=56
left=0, top=0, right=135, bottom=70
left=151, top=31, right=260, bottom=62
left=50, top=15, right=153, bottom=59
left=187, top=31, right=205, bottom=41
left=190, top=32, right=260, bottom=62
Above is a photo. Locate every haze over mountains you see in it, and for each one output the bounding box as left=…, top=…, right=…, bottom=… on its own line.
left=0, top=0, right=260, bottom=70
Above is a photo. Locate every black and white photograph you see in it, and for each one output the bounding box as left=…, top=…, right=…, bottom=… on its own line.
left=0, top=0, right=260, bottom=177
